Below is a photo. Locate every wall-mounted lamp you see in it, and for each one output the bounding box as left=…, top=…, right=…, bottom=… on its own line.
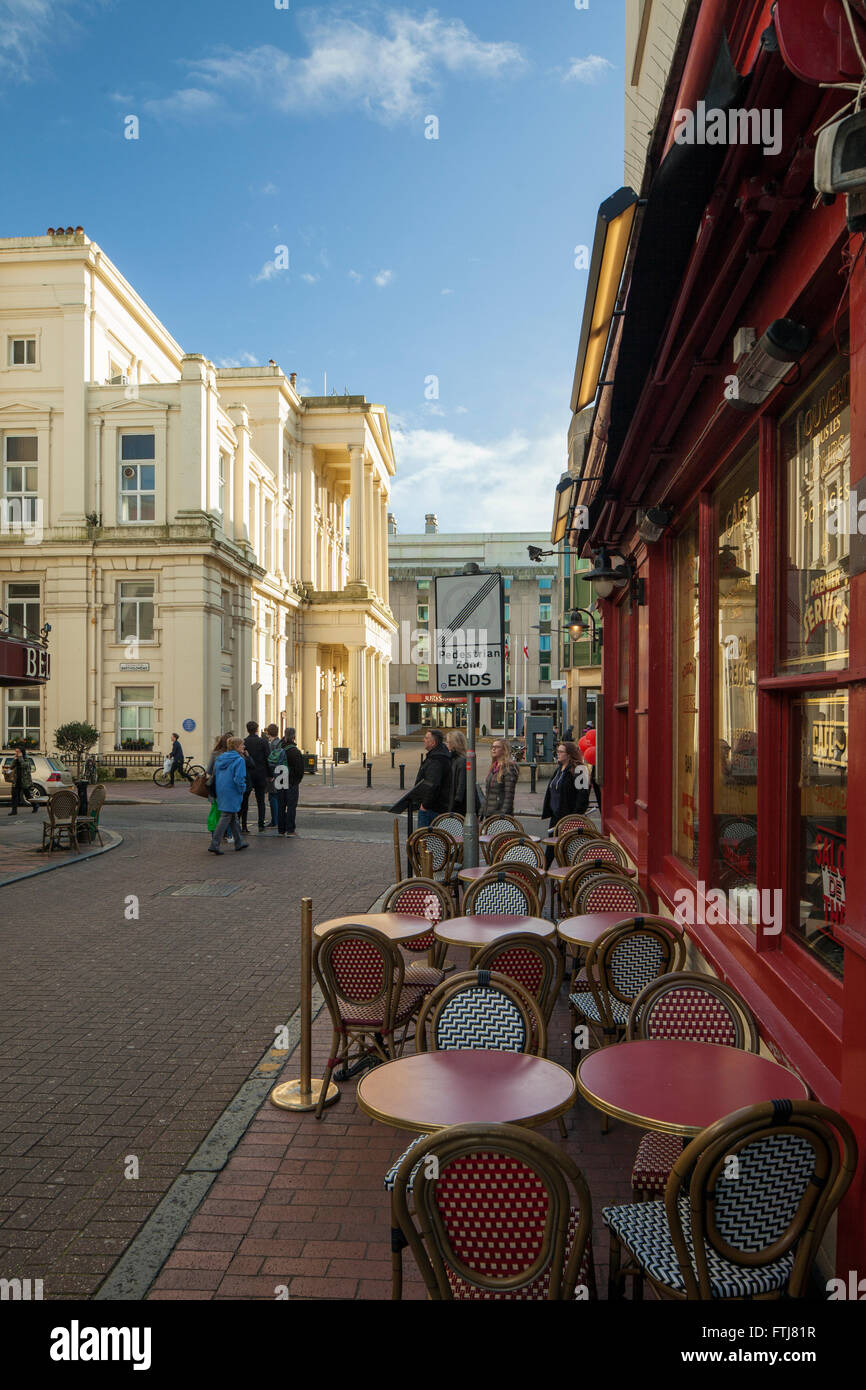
left=571, top=187, right=641, bottom=413
left=583, top=546, right=631, bottom=599
left=727, top=319, right=811, bottom=411
left=718, top=544, right=750, bottom=595
left=636, top=506, right=673, bottom=544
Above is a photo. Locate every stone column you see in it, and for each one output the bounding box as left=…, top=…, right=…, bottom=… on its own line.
left=348, top=644, right=367, bottom=760
left=364, top=466, right=376, bottom=594
left=300, top=444, right=315, bottom=588
left=301, top=643, right=319, bottom=753
left=349, top=446, right=366, bottom=585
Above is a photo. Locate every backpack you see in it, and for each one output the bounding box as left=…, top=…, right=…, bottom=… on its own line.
left=267, top=745, right=287, bottom=769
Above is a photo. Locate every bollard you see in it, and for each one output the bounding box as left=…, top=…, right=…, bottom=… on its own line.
left=366, top=764, right=372, bottom=788
left=391, top=750, right=395, bottom=769
left=392, top=819, right=402, bottom=881
left=322, top=758, right=328, bottom=786
left=399, top=764, right=405, bottom=789
left=270, top=898, right=339, bottom=1113
left=329, top=763, right=335, bottom=787
left=530, top=763, right=537, bottom=793
left=362, top=751, right=367, bottom=769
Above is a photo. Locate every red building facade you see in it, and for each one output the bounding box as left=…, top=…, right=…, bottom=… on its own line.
left=576, top=0, right=866, bottom=1275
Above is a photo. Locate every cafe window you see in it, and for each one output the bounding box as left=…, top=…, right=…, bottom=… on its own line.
left=116, top=687, right=154, bottom=749
left=779, top=361, right=850, bottom=674
left=713, top=448, right=759, bottom=899
left=792, top=690, right=846, bottom=978
left=674, top=516, right=700, bottom=866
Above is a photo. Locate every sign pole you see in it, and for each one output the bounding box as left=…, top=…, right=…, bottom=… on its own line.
left=464, top=694, right=478, bottom=868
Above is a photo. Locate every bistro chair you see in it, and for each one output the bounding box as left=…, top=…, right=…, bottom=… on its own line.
left=474, top=935, right=564, bottom=1031
left=431, top=813, right=464, bottom=842
left=406, top=828, right=459, bottom=898
left=75, top=783, right=106, bottom=847
left=555, top=828, right=609, bottom=867
left=572, top=872, right=650, bottom=916
left=554, top=863, right=637, bottom=923
left=492, top=836, right=546, bottom=869
left=312, top=927, right=428, bottom=1120
left=381, top=877, right=453, bottom=987
left=604, top=1100, right=857, bottom=1301
left=552, top=814, right=599, bottom=840
left=482, top=830, right=522, bottom=865
left=383, top=970, right=545, bottom=1298
left=392, top=1122, right=597, bottom=1300
left=570, top=915, right=685, bottom=1053
left=570, top=837, right=632, bottom=873
left=488, top=860, right=546, bottom=906
left=41, top=788, right=79, bottom=854
left=481, top=814, right=524, bottom=836
left=625, top=972, right=760, bottom=1200
left=462, top=870, right=542, bottom=919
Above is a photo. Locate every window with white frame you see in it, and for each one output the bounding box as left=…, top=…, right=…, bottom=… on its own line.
left=217, top=451, right=228, bottom=516
left=8, top=337, right=37, bottom=367
left=264, top=499, right=273, bottom=571
left=119, top=434, right=155, bottom=522
left=4, top=687, right=41, bottom=746
left=221, top=589, right=232, bottom=651
left=116, top=687, right=154, bottom=748
left=5, top=581, right=40, bottom=640
left=249, top=482, right=258, bottom=555
left=117, top=581, right=154, bottom=643
left=3, top=436, right=38, bottom=526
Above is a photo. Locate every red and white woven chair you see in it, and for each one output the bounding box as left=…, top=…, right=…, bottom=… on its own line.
left=570, top=837, right=632, bottom=873
left=555, top=828, right=608, bottom=866
left=605, top=1100, right=857, bottom=1301
left=381, top=877, right=453, bottom=988
left=392, top=1122, right=597, bottom=1300
left=625, top=972, right=760, bottom=1200
left=482, top=830, right=522, bottom=864
left=572, top=871, right=649, bottom=916
left=552, top=814, right=599, bottom=840
left=312, top=927, right=427, bottom=1119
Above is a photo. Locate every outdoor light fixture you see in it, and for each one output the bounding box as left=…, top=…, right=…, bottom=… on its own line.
left=550, top=473, right=578, bottom=546
left=636, top=505, right=673, bottom=543
left=570, top=187, right=640, bottom=414
left=718, top=544, right=750, bottom=595
left=727, top=318, right=812, bottom=411
left=528, top=545, right=547, bottom=563
left=565, top=607, right=599, bottom=644
left=584, top=546, right=631, bottom=599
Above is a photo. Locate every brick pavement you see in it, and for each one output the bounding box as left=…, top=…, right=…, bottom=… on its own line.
left=147, top=956, right=640, bottom=1302
left=0, top=813, right=393, bottom=1299
left=0, top=809, right=121, bottom=885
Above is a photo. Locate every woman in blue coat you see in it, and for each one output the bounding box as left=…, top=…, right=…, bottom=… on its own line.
left=208, top=737, right=250, bottom=855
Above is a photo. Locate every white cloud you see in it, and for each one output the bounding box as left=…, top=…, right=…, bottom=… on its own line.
left=152, top=11, right=525, bottom=125
left=375, top=269, right=393, bottom=288
left=564, top=55, right=614, bottom=84
left=348, top=269, right=363, bottom=283
left=300, top=272, right=319, bottom=284
left=0, top=0, right=106, bottom=79
left=441, top=287, right=454, bottom=295
left=253, top=257, right=287, bottom=283
left=217, top=352, right=259, bottom=368
left=261, top=182, right=278, bottom=195
left=144, top=87, right=220, bottom=119
left=389, top=424, right=564, bottom=531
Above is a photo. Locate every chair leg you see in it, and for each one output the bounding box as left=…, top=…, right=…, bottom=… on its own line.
left=316, top=1030, right=341, bottom=1120
left=557, top=1115, right=568, bottom=1139
left=608, top=1231, right=625, bottom=1300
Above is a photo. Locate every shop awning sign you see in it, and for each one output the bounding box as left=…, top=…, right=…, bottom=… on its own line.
left=434, top=572, right=505, bottom=695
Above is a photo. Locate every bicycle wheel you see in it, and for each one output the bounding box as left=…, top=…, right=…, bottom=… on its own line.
left=188, top=765, right=206, bottom=779
left=152, top=769, right=171, bottom=787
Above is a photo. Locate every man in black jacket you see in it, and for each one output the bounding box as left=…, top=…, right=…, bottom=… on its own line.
left=410, top=728, right=453, bottom=827
left=243, top=720, right=271, bottom=831
left=273, top=728, right=305, bottom=836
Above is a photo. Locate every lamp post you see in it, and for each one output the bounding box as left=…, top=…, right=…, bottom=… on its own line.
left=532, top=609, right=599, bottom=737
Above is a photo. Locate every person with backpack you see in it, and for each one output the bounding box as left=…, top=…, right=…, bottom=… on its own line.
left=265, top=723, right=281, bottom=828
left=242, top=720, right=271, bottom=832
left=267, top=727, right=305, bottom=836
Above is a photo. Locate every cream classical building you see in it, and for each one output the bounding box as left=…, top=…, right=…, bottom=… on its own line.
left=0, top=228, right=396, bottom=762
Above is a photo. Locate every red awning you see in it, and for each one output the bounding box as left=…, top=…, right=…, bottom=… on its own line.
left=0, top=632, right=51, bottom=686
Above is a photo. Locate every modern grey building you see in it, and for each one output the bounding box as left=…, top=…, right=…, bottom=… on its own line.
left=387, top=515, right=560, bottom=736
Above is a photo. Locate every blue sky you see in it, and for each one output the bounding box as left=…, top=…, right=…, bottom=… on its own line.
left=1, top=0, right=624, bottom=532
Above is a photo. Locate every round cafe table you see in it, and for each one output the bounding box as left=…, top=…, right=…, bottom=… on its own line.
left=313, top=912, right=432, bottom=944
left=557, top=911, right=635, bottom=949
left=434, top=914, right=554, bottom=950
left=576, top=1039, right=809, bottom=1138
left=357, top=1050, right=576, bottom=1134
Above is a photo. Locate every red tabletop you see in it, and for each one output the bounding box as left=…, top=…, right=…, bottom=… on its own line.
left=576, top=1039, right=809, bottom=1137
left=357, top=1050, right=576, bottom=1133
left=557, top=911, right=635, bottom=947
left=434, top=914, right=554, bottom=948
left=546, top=863, right=575, bottom=880
left=313, top=912, right=432, bottom=943
left=458, top=865, right=499, bottom=883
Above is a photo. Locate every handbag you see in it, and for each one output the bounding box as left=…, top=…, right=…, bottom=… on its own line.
left=207, top=799, right=220, bottom=833
left=189, top=772, right=210, bottom=799
left=162, top=756, right=172, bottom=774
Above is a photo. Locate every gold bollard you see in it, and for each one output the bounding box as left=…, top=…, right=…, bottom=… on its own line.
left=270, top=897, right=339, bottom=1113
left=392, top=818, right=402, bottom=882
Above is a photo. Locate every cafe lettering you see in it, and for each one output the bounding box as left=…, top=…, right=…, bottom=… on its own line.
left=0, top=635, right=51, bottom=687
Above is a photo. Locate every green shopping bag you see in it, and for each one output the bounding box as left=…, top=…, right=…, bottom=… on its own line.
left=207, top=799, right=220, bottom=834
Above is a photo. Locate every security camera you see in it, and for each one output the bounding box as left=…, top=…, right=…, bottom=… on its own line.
left=815, top=111, right=866, bottom=232
left=527, top=545, right=545, bottom=562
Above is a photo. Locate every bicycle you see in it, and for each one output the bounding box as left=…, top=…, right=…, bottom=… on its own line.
left=153, top=755, right=206, bottom=788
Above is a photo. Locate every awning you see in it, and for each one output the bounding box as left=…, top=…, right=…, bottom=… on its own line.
left=0, top=632, right=50, bottom=686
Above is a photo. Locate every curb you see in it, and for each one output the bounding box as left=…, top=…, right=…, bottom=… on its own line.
left=0, top=829, right=123, bottom=888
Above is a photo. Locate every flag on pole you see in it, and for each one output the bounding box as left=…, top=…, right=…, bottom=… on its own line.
left=522, top=642, right=529, bottom=659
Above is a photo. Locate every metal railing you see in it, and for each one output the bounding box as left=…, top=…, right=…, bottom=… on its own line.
left=0, top=609, right=49, bottom=645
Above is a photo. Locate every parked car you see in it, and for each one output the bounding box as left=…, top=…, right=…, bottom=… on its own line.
left=0, top=753, right=75, bottom=802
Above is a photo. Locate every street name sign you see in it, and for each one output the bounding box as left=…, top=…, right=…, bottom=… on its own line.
left=434, top=572, right=505, bottom=695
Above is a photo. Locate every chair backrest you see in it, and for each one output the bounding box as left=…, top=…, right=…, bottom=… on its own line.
left=583, top=917, right=685, bottom=1031
left=462, top=871, right=541, bottom=919
left=483, top=831, right=521, bottom=864
left=406, top=828, right=458, bottom=880
left=493, top=861, right=546, bottom=903
left=493, top=836, right=546, bottom=869
left=432, top=813, right=464, bottom=840
left=474, top=935, right=563, bottom=1026
left=557, top=863, right=632, bottom=916
left=627, top=971, right=759, bottom=1050
left=48, top=789, right=78, bottom=822
left=666, top=1101, right=858, bottom=1300
left=571, top=837, right=630, bottom=871
left=381, top=877, right=453, bottom=954
left=392, top=1122, right=594, bottom=1300
left=86, top=784, right=106, bottom=816
left=553, top=814, right=599, bottom=839
left=573, top=872, right=649, bottom=915
left=481, top=815, right=523, bottom=836
left=556, top=829, right=607, bottom=866
left=416, top=968, right=545, bottom=1055
left=312, top=927, right=404, bottom=1031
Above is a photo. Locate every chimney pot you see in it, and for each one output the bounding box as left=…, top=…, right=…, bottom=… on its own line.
left=387, top=513, right=397, bottom=535
left=424, top=513, right=438, bottom=534
left=290, top=372, right=297, bottom=387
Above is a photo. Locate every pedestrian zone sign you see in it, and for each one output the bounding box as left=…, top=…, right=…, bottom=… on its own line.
left=434, top=572, right=505, bottom=695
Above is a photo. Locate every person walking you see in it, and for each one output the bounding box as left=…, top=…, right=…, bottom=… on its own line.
left=242, top=720, right=270, bottom=831
left=409, top=727, right=453, bottom=828
left=7, top=747, right=37, bottom=815
left=480, top=737, right=519, bottom=819
left=206, top=732, right=234, bottom=843
left=269, top=727, right=305, bottom=836
left=168, top=732, right=191, bottom=786
left=446, top=729, right=479, bottom=816
left=208, top=737, right=250, bottom=855
left=542, top=740, right=590, bottom=864
left=265, top=723, right=281, bottom=828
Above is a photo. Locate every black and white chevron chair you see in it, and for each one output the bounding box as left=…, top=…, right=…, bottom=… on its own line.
left=569, top=916, right=685, bottom=1050
left=492, top=837, right=546, bottom=869
left=605, top=1099, right=857, bottom=1300
left=462, top=870, right=542, bottom=919
left=383, top=969, right=545, bottom=1298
